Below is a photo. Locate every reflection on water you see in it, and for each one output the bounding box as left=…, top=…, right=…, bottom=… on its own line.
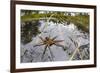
left=21, top=20, right=41, bottom=44
left=21, top=20, right=89, bottom=63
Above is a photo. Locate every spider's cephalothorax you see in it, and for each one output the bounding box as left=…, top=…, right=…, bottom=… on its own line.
left=43, top=37, right=58, bottom=46
left=34, top=36, right=64, bottom=61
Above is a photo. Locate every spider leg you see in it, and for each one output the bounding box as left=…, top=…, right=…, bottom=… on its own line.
left=33, top=43, right=44, bottom=47
left=41, top=45, right=48, bottom=60
left=38, top=36, right=44, bottom=41
left=51, top=36, right=58, bottom=41
left=54, top=43, right=65, bottom=50
left=48, top=46, right=54, bottom=61
left=54, top=40, right=64, bottom=43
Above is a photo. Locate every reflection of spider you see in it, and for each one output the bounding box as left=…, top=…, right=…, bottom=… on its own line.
left=34, top=36, right=64, bottom=61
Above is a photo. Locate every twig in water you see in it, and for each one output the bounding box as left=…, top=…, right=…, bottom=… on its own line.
left=69, top=42, right=83, bottom=60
